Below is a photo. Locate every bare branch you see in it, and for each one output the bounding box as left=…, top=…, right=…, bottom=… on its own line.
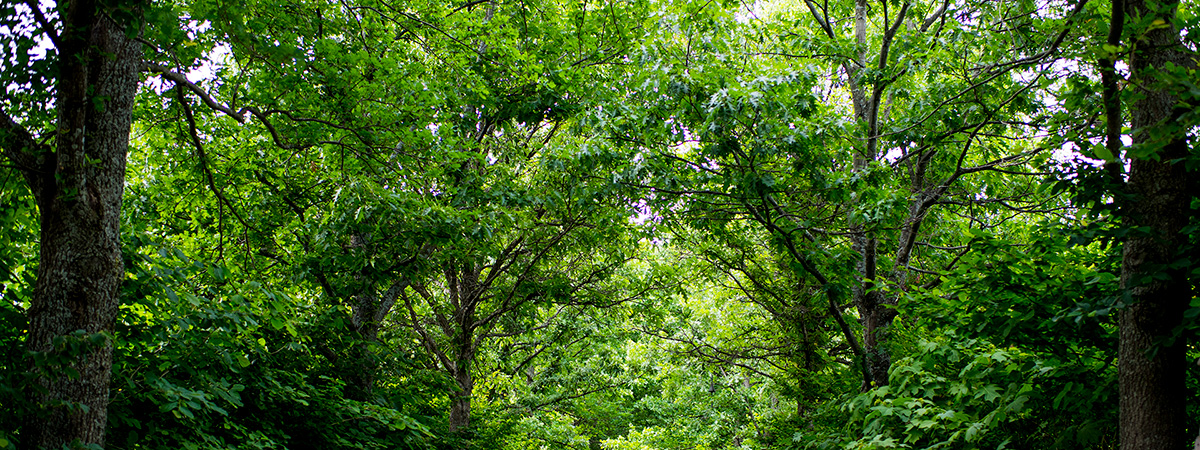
left=803, top=0, right=835, bottom=38
left=23, top=0, right=61, bottom=49
left=920, top=0, right=950, bottom=33
left=449, top=0, right=490, bottom=15
left=401, top=288, right=454, bottom=371
left=523, top=382, right=622, bottom=412
left=177, top=87, right=260, bottom=238
left=147, top=63, right=314, bottom=150
left=147, top=64, right=242, bottom=118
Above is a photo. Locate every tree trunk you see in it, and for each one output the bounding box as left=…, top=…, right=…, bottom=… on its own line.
left=859, top=290, right=897, bottom=389
left=346, top=280, right=405, bottom=402
left=448, top=362, right=474, bottom=434
left=448, top=266, right=478, bottom=441
left=344, top=342, right=377, bottom=402
left=843, top=0, right=895, bottom=391
left=17, top=1, right=142, bottom=448
left=1118, top=1, right=1193, bottom=449
left=346, top=292, right=380, bottom=402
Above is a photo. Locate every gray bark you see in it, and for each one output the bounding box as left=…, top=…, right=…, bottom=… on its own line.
left=346, top=279, right=407, bottom=401
left=0, top=0, right=143, bottom=447
left=1117, top=1, right=1194, bottom=449
left=448, top=356, right=474, bottom=434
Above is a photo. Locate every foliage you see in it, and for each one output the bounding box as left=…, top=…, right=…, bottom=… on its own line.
left=2, top=0, right=1197, bottom=448
left=800, top=335, right=1115, bottom=450
left=107, top=235, right=435, bottom=449
left=0, top=173, right=36, bottom=448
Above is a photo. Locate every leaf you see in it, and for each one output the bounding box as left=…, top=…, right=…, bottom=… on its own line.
left=964, top=422, right=985, bottom=442
left=1005, top=395, right=1028, bottom=413
left=976, top=385, right=1001, bottom=401
left=1077, top=420, right=1104, bottom=444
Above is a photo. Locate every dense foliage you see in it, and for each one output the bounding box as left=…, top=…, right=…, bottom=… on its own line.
left=1, top=0, right=1198, bottom=449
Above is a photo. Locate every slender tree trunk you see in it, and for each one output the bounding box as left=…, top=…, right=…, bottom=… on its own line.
left=447, top=265, right=478, bottom=442
left=346, top=279, right=405, bottom=402
left=842, top=0, right=892, bottom=391
left=17, top=1, right=142, bottom=447
left=346, top=289, right=380, bottom=402
left=1118, top=1, right=1193, bottom=449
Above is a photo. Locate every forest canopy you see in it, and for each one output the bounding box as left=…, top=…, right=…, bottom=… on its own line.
left=1, top=0, right=1198, bottom=449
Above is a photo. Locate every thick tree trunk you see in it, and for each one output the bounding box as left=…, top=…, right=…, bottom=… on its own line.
left=448, top=361, right=474, bottom=434
left=19, top=1, right=142, bottom=448
left=1118, top=1, right=1193, bottom=449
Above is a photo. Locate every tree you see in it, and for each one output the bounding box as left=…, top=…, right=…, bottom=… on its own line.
left=606, top=0, right=1081, bottom=391
left=126, top=0, right=647, bottom=441
left=765, top=0, right=1095, bottom=390
left=0, top=1, right=143, bottom=447
left=1106, top=0, right=1197, bottom=447
left=3, top=0, right=1196, bottom=448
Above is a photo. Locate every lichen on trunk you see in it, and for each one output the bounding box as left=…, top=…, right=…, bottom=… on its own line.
left=13, top=1, right=143, bottom=447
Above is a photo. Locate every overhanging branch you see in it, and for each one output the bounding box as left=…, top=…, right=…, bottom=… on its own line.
left=147, top=63, right=313, bottom=150
left=0, top=110, right=50, bottom=191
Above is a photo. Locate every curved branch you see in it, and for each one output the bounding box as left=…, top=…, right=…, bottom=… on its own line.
left=176, top=86, right=260, bottom=240
left=920, top=0, right=950, bottom=33
left=0, top=110, right=48, bottom=189
left=803, top=0, right=835, bottom=38
left=740, top=195, right=870, bottom=388
left=147, top=63, right=314, bottom=150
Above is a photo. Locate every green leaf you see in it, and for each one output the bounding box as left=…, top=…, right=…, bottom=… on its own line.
left=1092, top=143, right=1115, bottom=162
left=976, top=385, right=1001, bottom=401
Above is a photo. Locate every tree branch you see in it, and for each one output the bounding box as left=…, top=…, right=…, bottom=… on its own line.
left=920, top=0, right=950, bottom=33
left=803, top=0, right=835, bottom=38
left=23, top=0, right=61, bottom=49
left=401, top=288, right=454, bottom=371
left=0, top=110, right=47, bottom=188
left=1100, top=0, right=1125, bottom=182
left=176, top=87, right=260, bottom=238
left=147, top=63, right=313, bottom=150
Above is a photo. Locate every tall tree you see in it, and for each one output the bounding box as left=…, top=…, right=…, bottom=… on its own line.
left=129, top=0, right=646, bottom=441
left=1110, top=0, right=1196, bottom=447
left=609, top=0, right=1083, bottom=391
left=0, top=0, right=143, bottom=447
left=786, top=0, right=1092, bottom=389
